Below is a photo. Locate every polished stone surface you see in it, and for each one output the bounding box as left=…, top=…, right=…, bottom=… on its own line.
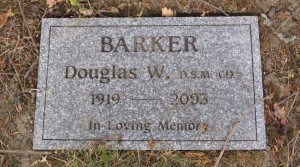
left=33, top=17, right=266, bottom=150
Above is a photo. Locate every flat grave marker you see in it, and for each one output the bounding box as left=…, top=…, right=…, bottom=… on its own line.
left=34, top=17, right=266, bottom=150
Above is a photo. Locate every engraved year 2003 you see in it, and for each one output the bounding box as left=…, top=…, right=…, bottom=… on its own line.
left=171, top=93, right=208, bottom=105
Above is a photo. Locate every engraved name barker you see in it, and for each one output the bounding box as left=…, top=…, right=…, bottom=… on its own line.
left=100, top=36, right=199, bottom=52
left=63, top=35, right=242, bottom=134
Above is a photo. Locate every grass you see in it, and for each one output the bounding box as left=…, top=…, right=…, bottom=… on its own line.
left=48, top=148, right=194, bottom=167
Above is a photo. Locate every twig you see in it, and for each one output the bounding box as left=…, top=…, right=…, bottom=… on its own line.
left=276, top=7, right=300, bottom=32
left=278, top=91, right=300, bottom=105
left=291, top=130, right=300, bottom=158
left=17, top=0, right=39, bottom=54
left=0, top=154, right=4, bottom=167
left=0, top=150, right=51, bottom=155
left=137, top=150, right=141, bottom=165
left=50, top=156, right=68, bottom=165
left=87, top=0, right=97, bottom=14
left=34, top=7, right=48, bottom=39
left=214, top=91, right=300, bottom=167
left=199, top=0, right=229, bottom=16
left=24, top=58, right=37, bottom=79
left=214, top=95, right=270, bottom=167
left=0, top=50, right=9, bottom=57
left=286, top=92, right=298, bottom=118
left=9, top=58, right=31, bottom=101
left=289, top=130, right=300, bottom=167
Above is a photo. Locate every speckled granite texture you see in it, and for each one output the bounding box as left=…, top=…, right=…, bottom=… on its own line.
left=33, top=17, right=266, bottom=150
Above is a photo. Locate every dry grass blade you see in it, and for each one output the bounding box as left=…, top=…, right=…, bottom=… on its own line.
left=199, top=0, right=229, bottom=16
left=214, top=95, right=271, bottom=167
left=0, top=154, right=4, bottom=167
left=214, top=91, right=300, bottom=167
left=291, top=131, right=300, bottom=158
left=17, top=0, right=39, bottom=54
left=276, top=7, right=300, bottom=32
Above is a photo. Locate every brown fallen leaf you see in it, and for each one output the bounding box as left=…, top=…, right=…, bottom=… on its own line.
left=80, top=8, right=93, bottom=16
left=161, top=7, right=176, bottom=17
left=0, top=155, right=5, bottom=167
left=46, top=0, right=64, bottom=8
left=265, top=105, right=277, bottom=124
left=277, top=11, right=290, bottom=20
left=0, top=7, right=14, bottom=29
left=141, top=2, right=151, bottom=10
left=117, top=3, right=128, bottom=9
left=184, top=152, right=206, bottom=159
left=0, top=60, right=6, bottom=70
left=99, top=7, right=120, bottom=14
left=184, top=152, right=211, bottom=165
left=201, top=11, right=210, bottom=17
left=109, top=7, right=120, bottom=14
left=146, top=152, right=156, bottom=159
left=200, top=122, right=207, bottom=133
left=202, top=156, right=212, bottom=165
left=0, top=117, right=10, bottom=131
left=274, top=103, right=288, bottom=125
left=16, top=103, right=22, bottom=114
left=147, top=140, right=160, bottom=149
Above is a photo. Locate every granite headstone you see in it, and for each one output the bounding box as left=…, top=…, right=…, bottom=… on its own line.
left=33, top=17, right=266, bottom=150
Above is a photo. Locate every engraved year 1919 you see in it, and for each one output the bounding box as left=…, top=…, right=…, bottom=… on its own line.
left=91, top=93, right=120, bottom=105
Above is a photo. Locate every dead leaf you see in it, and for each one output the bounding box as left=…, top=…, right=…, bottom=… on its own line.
left=184, top=152, right=211, bottom=165
left=147, top=140, right=160, bottom=149
left=117, top=3, right=128, bottom=9
left=0, top=117, right=10, bottom=131
left=279, top=84, right=291, bottom=98
left=46, top=0, right=64, bottom=8
left=0, top=155, right=5, bottom=167
left=265, top=105, right=277, bottom=124
left=201, top=11, right=209, bottom=17
left=161, top=7, right=176, bottom=17
left=38, top=156, right=51, bottom=167
left=184, top=152, right=206, bottom=159
left=6, top=8, right=14, bottom=17
left=80, top=8, right=93, bottom=16
left=202, top=156, right=212, bottom=165
left=141, top=2, right=151, bottom=10
left=16, top=104, right=22, bottom=114
left=89, top=140, right=106, bottom=148
left=277, top=11, right=290, bottom=20
left=109, top=7, right=120, bottom=14
left=39, top=156, right=47, bottom=163
left=0, top=60, right=6, bottom=71
left=273, top=103, right=280, bottom=111
left=30, top=160, right=39, bottom=167
left=146, top=152, right=156, bottom=159
left=0, top=7, right=14, bottom=29
left=200, top=122, right=207, bottom=133
left=287, top=70, right=295, bottom=79
left=274, top=103, right=288, bottom=125
left=268, top=93, right=274, bottom=100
